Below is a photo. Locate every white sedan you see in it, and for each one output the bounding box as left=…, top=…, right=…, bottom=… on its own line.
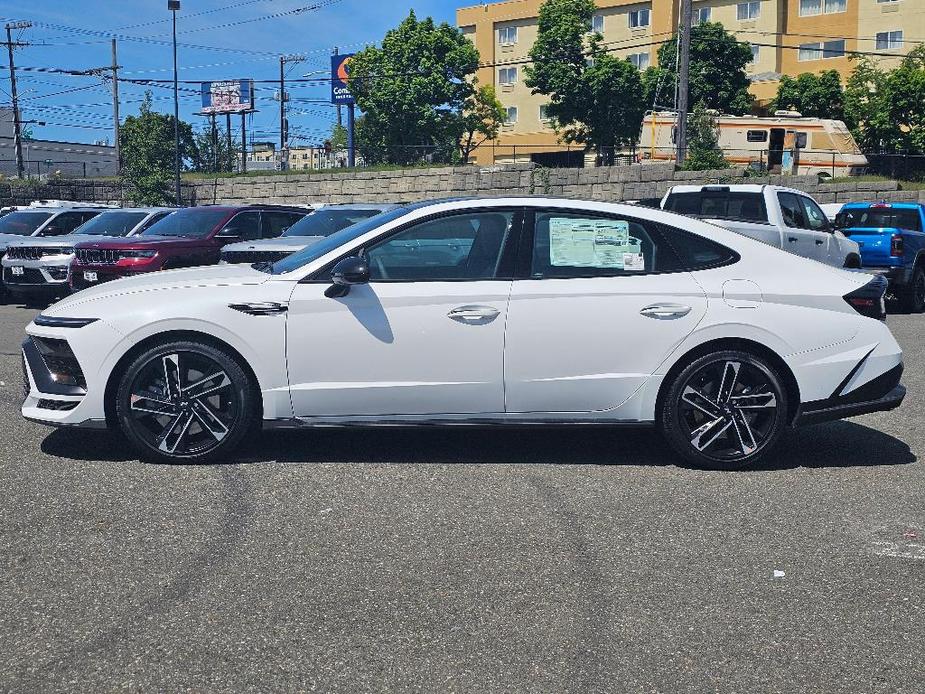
left=21, top=197, right=905, bottom=469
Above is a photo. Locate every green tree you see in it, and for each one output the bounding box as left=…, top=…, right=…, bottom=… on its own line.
left=775, top=70, right=845, bottom=121
left=120, top=92, right=198, bottom=204
left=348, top=11, right=480, bottom=165
left=648, top=22, right=754, bottom=115
left=458, top=83, right=506, bottom=162
left=525, top=0, right=646, bottom=162
left=681, top=102, right=728, bottom=171
left=329, top=123, right=348, bottom=152
left=193, top=125, right=237, bottom=173
left=884, top=46, right=925, bottom=153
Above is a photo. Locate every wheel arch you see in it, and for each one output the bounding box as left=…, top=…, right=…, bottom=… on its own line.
left=654, top=337, right=801, bottom=426
left=103, top=329, right=263, bottom=427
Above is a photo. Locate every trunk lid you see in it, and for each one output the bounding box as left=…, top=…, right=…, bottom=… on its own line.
left=840, top=227, right=902, bottom=266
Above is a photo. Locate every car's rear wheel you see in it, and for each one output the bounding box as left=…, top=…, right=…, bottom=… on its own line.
left=900, top=266, right=925, bottom=313
left=115, top=340, right=259, bottom=464
left=660, top=350, right=788, bottom=470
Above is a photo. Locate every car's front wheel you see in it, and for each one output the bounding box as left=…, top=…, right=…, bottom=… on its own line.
left=660, top=350, right=788, bottom=470
left=115, top=340, right=259, bottom=464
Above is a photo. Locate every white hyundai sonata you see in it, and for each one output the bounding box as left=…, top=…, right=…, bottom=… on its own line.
left=21, top=197, right=905, bottom=469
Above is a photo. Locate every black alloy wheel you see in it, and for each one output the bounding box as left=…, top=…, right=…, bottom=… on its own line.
left=661, top=350, right=787, bottom=470
left=901, top=266, right=925, bottom=313
left=115, top=341, right=258, bottom=464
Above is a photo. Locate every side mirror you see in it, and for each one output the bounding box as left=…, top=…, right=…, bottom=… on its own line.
left=217, top=227, right=242, bottom=240
left=325, top=256, right=369, bottom=298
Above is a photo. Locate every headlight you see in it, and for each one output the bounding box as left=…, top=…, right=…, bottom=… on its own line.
left=119, top=250, right=158, bottom=259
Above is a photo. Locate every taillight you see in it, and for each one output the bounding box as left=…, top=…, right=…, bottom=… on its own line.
left=891, top=234, right=904, bottom=257
left=844, top=276, right=888, bottom=321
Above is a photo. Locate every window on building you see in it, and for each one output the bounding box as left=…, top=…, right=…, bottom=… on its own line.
left=750, top=45, right=760, bottom=62
left=800, top=0, right=844, bottom=14
left=498, top=26, right=517, bottom=45
left=876, top=0, right=900, bottom=3
left=505, top=107, right=518, bottom=125
left=822, top=39, right=845, bottom=57
left=737, top=1, right=760, bottom=20
left=628, top=9, right=650, bottom=28
left=799, top=43, right=822, bottom=61
left=498, top=67, right=518, bottom=85
left=628, top=53, right=649, bottom=69
left=591, top=14, right=604, bottom=34
left=696, top=7, right=711, bottom=23
left=539, top=104, right=550, bottom=121
left=876, top=30, right=904, bottom=50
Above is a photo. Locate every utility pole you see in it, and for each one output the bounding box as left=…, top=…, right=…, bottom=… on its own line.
left=278, top=54, right=305, bottom=171
left=676, top=0, right=693, bottom=165
left=334, top=46, right=342, bottom=128
left=111, top=39, right=120, bottom=172
left=4, top=21, right=31, bottom=180
left=225, top=113, right=233, bottom=171
left=169, top=0, right=181, bottom=205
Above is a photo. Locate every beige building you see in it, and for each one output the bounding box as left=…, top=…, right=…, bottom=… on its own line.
left=457, top=0, right=925, bottom=165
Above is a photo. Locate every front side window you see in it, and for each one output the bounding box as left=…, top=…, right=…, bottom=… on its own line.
left=876, top=30, right=903, bottom=50
left=737, top=1, right=760, bottom=20
left=223, top=211, right=261, bottom=241
left=778, top=193, right=808, bottom=229
left=799, top=196, right=831, bottom=231
left=44, top=212, right=96, bottom=236
left=366, top=211, right=514, bottom=282
left=628, top=9, right=650, bottom=28
left=530, top=212, right=668, bottom=279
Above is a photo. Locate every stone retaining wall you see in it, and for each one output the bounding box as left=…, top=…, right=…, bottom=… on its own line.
left=2, top=162, right=921, bottom=208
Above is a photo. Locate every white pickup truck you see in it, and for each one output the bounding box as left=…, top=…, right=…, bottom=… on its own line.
left=661, top=184, right=861, bottom=268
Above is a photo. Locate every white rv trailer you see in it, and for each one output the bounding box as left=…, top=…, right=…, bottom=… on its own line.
left=638, top=110, right=868, bottom=176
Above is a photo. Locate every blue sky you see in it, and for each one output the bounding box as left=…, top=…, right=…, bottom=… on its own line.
left=1, top=0, right=468, bottom=148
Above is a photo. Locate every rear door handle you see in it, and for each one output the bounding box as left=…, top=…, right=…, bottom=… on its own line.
left=640, top=304, right=692, bottom=319
left=815, top=239, right=824, bottom=245
left=788, top=236, right=799, bottom=243
left=448, top=305, right=501, bottom=323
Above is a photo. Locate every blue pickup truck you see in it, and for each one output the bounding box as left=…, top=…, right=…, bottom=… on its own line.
left=835, top=202, right=925, bottom=312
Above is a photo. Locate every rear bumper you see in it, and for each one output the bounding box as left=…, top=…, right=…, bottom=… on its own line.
left=794, top=364, right=905, bottom=426
left=865, top=265, right=910, bottom=286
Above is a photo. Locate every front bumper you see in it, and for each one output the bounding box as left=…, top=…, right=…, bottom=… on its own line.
left=2, top=257, right=71, bottom=292
left=69, top=265, right=136, bottom=291
left=794, top=363, right=905, bottom=426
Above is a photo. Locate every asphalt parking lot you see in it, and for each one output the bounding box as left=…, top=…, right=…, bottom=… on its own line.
left=1, top=300, right=923, bottom=693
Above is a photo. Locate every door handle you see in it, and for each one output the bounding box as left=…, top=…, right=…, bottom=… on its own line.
left=640, top=304, right=692, bottom=319
left=788, top=236, right=799, bottom=243
left=815, top=239, right=824, bottom=245
left=447, top=305, right=501, bottom=322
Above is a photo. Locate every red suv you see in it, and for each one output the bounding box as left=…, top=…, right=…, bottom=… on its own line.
left=69, top=204, right=309, bottom=290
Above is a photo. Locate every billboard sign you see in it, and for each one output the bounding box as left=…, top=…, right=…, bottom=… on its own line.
left=201, top=79, right=255, bottom=114
left=331, top=54, right=355, bottom=105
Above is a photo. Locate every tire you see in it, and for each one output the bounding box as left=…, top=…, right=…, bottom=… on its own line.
left=114, top=340, right=259, bottom=464
left=900, top=266, right=925, bottom=313
left=844, top=254, right=861, bottom=270
left=659, top=350, right=789, bottom=470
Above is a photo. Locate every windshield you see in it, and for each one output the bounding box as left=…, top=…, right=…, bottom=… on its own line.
left=141, top=208, right=229, bottom=238
left=0, top=211, right=54, bottom=236
left=664, top=191, right=768, bottom=223
left=282, top=208, right=389, bottom=238
left=271, top=206, right=417, bottom=274
left=835, top=207, right=922, bottom=231
left=74, top=211, right=148, bottom=236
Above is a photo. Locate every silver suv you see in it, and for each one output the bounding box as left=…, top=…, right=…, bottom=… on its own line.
left=2, top=207, right=173, bottom=299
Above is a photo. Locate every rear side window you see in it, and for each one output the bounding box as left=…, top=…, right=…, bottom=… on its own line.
left=835, top=207, right=923, bottom=232
left=664, top=191, right=768, bottom=223
left=262, top=211, right=305, bottom=238
left=658, top=223, right=739, bottom=271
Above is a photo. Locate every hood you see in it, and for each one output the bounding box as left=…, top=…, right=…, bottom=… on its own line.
left=0, top=232, right=39, bottom=250
left=46, top=263, right=272, bottom=314
left=75, top=235, right=213, bottom=250
left=3, top=233, right=127, bottom=249
left=222, top=236, right=324, bottom=253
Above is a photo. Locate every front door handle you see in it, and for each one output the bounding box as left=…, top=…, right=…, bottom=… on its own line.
left=640, top=304, right=692, bottom=319
left=448, top=305, right=501, bottom=323
left=815, top=239, right=824, bottom=245
left=788, top=236, right=799, bottom=243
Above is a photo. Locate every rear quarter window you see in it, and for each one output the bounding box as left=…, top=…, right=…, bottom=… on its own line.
left=658, top=223, right=740, bottom=271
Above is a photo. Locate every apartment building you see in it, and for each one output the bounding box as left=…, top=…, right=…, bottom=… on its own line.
left=457, top=0, right=924, bottom=165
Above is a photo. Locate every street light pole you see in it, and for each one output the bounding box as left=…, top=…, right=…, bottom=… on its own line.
left=676, top=0, right=693, bottom=166
left=169, top=0, right=181, bottom=205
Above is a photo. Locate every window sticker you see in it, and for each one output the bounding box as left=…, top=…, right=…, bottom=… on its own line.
left=548, top=218, right=643, bottom=268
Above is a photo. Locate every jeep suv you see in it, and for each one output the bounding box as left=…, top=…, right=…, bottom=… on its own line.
left=70, top=204, right=310, bottom=291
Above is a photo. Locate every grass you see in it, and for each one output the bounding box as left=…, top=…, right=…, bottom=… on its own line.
left=829, top=174, right=925, bottom=190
